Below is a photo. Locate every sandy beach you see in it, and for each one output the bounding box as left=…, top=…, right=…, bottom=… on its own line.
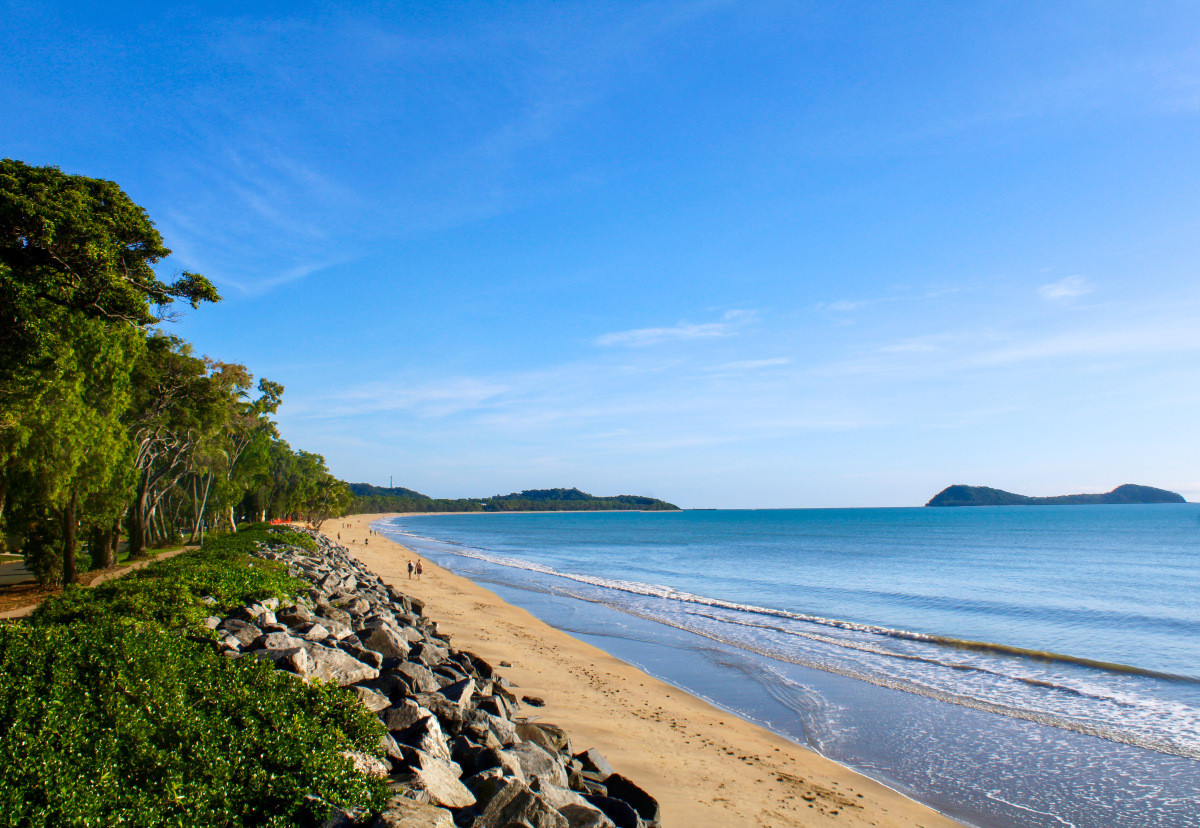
left=323, top=513, right=963, bottom=828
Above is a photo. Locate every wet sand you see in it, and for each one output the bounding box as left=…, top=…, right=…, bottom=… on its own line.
left=323, top=513, right=964, bottom=828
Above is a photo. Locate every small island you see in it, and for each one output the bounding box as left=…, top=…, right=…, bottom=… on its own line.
left=925, top=483, right=1186, bottom=507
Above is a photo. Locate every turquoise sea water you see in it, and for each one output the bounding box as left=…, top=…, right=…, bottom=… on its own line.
left=376, top=506, right=1200, bottom=828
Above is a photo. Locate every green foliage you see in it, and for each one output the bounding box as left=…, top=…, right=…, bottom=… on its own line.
left=20, top=523, right=62, bottom=587
left=346, top=483, right=431, bottom=500
left=0, top=620, right=388, bottom=828
left=205, top=527, right=317, bottom=557
left=31, top=532, right=305, bottom=629
left=7, top=532, right=388, bottom=826
left=270, top=530, right=319, bottom=553
left=5, top=308, right=142, bottom=583
left=239, top=521, right=275, bottom=532
left=350, top=484, right=680, bottom=514
left=0, top=158, right=219, bottom=333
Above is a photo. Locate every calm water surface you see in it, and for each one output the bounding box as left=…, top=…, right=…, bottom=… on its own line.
left=376, top=506, right=1200, bottom=828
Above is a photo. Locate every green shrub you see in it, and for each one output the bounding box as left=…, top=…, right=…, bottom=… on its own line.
left=208, top=528, right=318, bottom=555
left=238, top=521, right=274, bottom=533
left=21, top=523, right=62, bottom=587
left=0, top=620, right=388, bottom=828
left=8, top=527, right=389, bottom=826
left=234, top=524, right=317, bottom=553
left=269, top=530, right=319, bottom=553
left=31, top=538, right=304, bottom=629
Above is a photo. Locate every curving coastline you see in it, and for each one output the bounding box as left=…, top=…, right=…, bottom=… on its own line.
left=328, top=513, right=965, bottom=828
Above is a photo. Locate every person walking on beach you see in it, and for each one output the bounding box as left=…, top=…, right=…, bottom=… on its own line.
left=407, top=560, right=414, bottom=580
left=414, top=560, right=423, bottom=580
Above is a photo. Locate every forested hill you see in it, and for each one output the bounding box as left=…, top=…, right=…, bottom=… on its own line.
left=348, top=484, right=679, bottom=513
left=347, top=483, right=431, bottom=500
left=926, top=484, right=1186, bottom=507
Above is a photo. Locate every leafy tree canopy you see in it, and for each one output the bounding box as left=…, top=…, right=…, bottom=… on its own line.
left=0, top=159, right=220, bottom=372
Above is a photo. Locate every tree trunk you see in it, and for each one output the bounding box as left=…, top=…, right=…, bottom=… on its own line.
left=150, top=504, right=164, bottom=547
left=62, top=490, right=78, bottom=585
left=188, top=478, right=201, bottom=544
left=193, top=473, right=214, bottom=544
left=129, top=468, right=150, bottom=558
left=87, top=526, right=107, bottom=570
left=108, top=519, right=121, bottom=566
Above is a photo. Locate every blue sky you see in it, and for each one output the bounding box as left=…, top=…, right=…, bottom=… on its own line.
left=5, top=1, right=1200, bottom=507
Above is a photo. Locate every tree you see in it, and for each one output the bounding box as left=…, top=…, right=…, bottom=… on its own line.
left=2, top=309, right=140, bottom=584
left=0, top=159, right=221, bottom=579
left=0, top=159, right=219, bottom=371
left=124, top=335, right=232, bottom=558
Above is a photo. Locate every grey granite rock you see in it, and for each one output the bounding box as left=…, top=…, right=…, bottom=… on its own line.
left=582, top=796, right=638, bottom=828
left=517, top=722, right=570, bottom=756
left=394, top=661, right=440, bottom=694
left=396, top=715, right=452, bottom=763
left=250, top=631, right=306, bottom=651
left=295, top=622, right=331, bottom=641
left=397, top=752, right=476, bottom=809
left=558, top=803, right=618, bottom=828
left=348, top=685, right=392, bottom=712
left=475, top=779, right=568, bottom=828
left=249, top=646, right=308, bottom=675
left=380, top=699, right=428, bottom=733
left=601, top=774, right=659, bottom=826
left=575, top=748, right=616, bottom=779
left=358, top=625, right=412, bottom=659
left=302, top=643, right=379, bottom=686
left=370, top=796, right=455, bottom=828
left=438, top=677, right=475, bottom=709
left=338, top=640, right=385, bottom=669
left=506, top=742, right=569, bottom=788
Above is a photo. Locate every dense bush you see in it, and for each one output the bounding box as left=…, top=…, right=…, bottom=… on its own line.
left=239, top=521, right=275, bottom=533
left=235, top=525, right=320, bottom=553
left=1, top=529, right=389, bottom=826
left=31, top=530, right=304, bottom=629
left=0, top=621, right=388, bottom=827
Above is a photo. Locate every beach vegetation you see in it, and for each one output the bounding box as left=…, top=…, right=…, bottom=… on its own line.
left=1, top=160, right=358, bottom=583
left=0, top=528, right=388, bottom=827
left=0, top=157, right=670, bottom=587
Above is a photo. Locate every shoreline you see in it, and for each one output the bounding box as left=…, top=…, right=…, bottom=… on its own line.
left=325, top=513, right=965, bottom=828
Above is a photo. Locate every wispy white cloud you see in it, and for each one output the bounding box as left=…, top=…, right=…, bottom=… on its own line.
left=1039, top=275, right=1092, bottom=300
left=818, top=299, right=869, bottom=312
left=815, top=303, right=1200, bottom=381
left=973, top=323, right=1200, bottom=366
left=296, top=377, right=511, bottom=418
left=595, top=309, right=757, bottom=347
left=706, top=357, right=791, bottom=372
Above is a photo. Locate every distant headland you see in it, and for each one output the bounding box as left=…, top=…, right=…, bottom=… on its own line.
left=926, top=483, right=1186, bottom=507
left=348, top=484, right=680, bottom=513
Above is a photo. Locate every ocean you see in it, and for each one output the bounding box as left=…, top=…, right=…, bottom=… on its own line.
left=374, top=506, right=1200, bottom=828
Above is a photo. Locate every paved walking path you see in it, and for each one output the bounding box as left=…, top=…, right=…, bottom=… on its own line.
left=0, top=547, right=192, bottom=620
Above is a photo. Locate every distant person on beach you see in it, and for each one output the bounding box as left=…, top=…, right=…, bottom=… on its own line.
left=407, top=561, right=414, bottom=580
left=415, top=560, right=423, bottom=580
